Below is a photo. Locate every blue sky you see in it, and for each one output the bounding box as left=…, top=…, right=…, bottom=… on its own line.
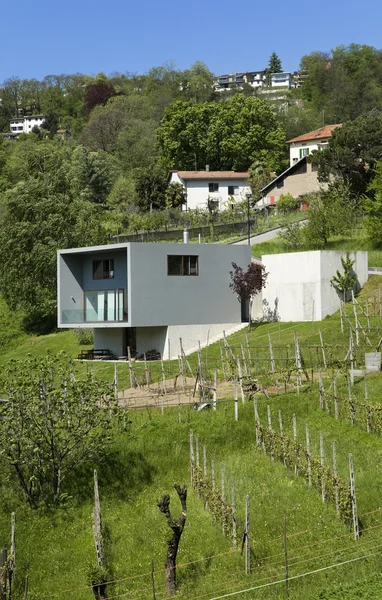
left=1, top=0, right=381, bottom=81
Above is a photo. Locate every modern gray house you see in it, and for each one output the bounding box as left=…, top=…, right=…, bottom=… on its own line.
left=57, top=242, right=251, bottom=358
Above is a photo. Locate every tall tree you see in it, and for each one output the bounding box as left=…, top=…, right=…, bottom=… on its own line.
left=157, top=96, right=287, bottom=172
left=268, top=51, right=283, bottom=73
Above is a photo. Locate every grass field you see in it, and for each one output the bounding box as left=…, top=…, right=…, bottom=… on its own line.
left=1, top=277, right=382, bottom=599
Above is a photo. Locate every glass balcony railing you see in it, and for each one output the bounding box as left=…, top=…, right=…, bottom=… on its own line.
left=61, top=289, right=128, bottom=324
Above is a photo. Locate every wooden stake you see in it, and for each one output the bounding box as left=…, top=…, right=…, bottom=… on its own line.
left=195, top=436, right=200, bottom=470
left=161, top=358, right=167, bottom=394
left=241, top=343, right=248, bottom=375
left=332, top=442, right=340, bottom=517
left=366, top=299, right=371, bottom=332
left=211, top=456, right=215, bottom=489
left=284, top=513, right=289, bottom=598
left=144, top=353, right=150, bottom=388
left=0, top=548, right=7, bottom=600
left=213, top=369, right=217, bottom=411
left=219, top=341, right=227, bottom=381
left=334, top=377, right=339, bottom=420
left=339, top=299, right=344, bottom=334
left=319, top=330, right=327, bottom=368
left=293, top=414, right=298, bottom=476
left=352, top=291, right=360, bottom=346
left=245, top=332, right=251, bottom=362
left=127, top=346, right=134, bottom=388
left=237, top=360, right=245, bottom=404
left=306, top=424, right=311, bottom=486
left=245, top=495, right=251, bottom=574
left=319, top=367, right=324, bottom=410
left=349, top=454, right=359, bottom=540
left=348, top=376, right=355, bottom=425
left=254, top=397, right=260, bottom=448
left=365, top=379, right=370, bottom=433
left=279, top=410, right=286, bottom=467
left=151, top=559, right=156, bottom=600
left=23, top=575, right=28, bottom=600
left=231, top=478, right=237, bottom=547
left=189, top=430, right=194, bottom=488
left=221, top=463, right=225, bottom=535
left=320, top=432, right=325, bottom=503
left=93, top=470, right=104, bottom=568
left=234, top=375, right=238, bottom=421
left=267, top=405, right=274, bottom=461
left=268, top=332, right=275, bottom=375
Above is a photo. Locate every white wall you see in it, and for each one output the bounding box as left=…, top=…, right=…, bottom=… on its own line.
left=289, top=142, right=327, bottom=167
left=94, top=328, right=125, bottom=357
left=169, top=173, right=250, bottom=210
left=262, top=251, right=368, bottom=322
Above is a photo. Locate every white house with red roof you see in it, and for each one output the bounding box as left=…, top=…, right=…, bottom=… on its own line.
left=169, top=169, right=250, bottom=211
left=288, top=124, right=342, bottom=167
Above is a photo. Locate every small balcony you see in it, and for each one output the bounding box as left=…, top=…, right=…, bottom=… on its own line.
left=61, top=289, right=128, bottom=324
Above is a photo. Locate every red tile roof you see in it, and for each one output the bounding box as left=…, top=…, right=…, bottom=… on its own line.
left=287, top=124, right=342, bottom=144
left=174, top=171, right=249, bottom=180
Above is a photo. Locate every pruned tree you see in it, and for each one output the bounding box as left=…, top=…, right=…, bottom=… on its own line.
left=0, top=353, right=119, bottom=508
left=157, top=485, right=187, bottom=595
left=330, top=252, right=358, bottom=302
left=230, top=262, right=268, bottom=329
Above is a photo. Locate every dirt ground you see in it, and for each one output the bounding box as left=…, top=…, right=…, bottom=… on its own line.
left=118, top=376, right=236, bottom=409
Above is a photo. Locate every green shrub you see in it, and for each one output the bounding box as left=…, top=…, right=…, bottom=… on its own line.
left=72, top=328, right=94, bottom=345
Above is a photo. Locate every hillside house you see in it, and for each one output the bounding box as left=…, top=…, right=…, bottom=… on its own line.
left=58, top=241, right=252, bottom=359
left=288, top=124, right=341, bottom=168
left=168, top=170, right=250, bottom=210
left=9, top=115, right=46, bottom=135
left=257, top=157, right=318, bottom=210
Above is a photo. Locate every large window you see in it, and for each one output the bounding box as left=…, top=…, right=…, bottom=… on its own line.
left=168, top=255, right=199, bottom=276
left=209, top=182, right=219, bottom=193
left=228, top=185, right=239, bottom=195
left=93, top=259, right=114, bottom=280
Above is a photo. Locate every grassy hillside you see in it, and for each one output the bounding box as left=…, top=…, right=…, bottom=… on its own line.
left=251, top=228, right=382, bottom=268
left=1, top=279, right=382, bottom=599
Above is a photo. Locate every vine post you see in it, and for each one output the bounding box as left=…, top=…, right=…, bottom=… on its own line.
left=127, top=346, right=134, bottom=388
left=237, top=360, right=245, bottom=404
left=211, top=457, right=215, bottom=489
left=283, top=513, right=289, bottom=598
left=241, top=343, right=248, bottom=376
left=161, top=358, right=167, bottom=395
left=0, top=548, right=7, bottom=600
left=332, top=442, right=340, bottom=517
left=319, top=330, right=327, bottom=368
left=349, top=454, right=359, bottom=540
left=245, top=495, right=251, bottom=574
left=267, top=405, right=274, bottom=461
left=231, top=478, right=237, bottom=547
left=293, top=414, right=298, bottom=476
left=333, top=377, right=339, bottom=420
left=213, top=369, right=217, bottom=411
left=365, top=380, right=370, bottom=433
left=279, top=410, right=286, bottom=467
left=144, top=353, right=150, bottom=388
left=234, top=376, right=239, bottom=421
left=219, top=341, right=226, bottom=381
left=221, top=464, right=226, bottom=535
left=254, top=398, right=260, bottom=448
left=114, top=362, right=118, bottom=402
left=306, top=424, right=312, bottom=486
left=189, top=430, right=194, bottom=489
left=320, top=432, right=325, bottom=503
left=245, top=333, right=251, bottom=363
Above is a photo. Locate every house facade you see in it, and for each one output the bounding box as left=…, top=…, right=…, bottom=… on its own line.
left=169, top=170, right=250, bottom=210
left=10, top=115, right=46, bottom=135
left=58, top=242, right=251, bottom=359
left=288, top=124, right=341, bottom=168
left=257, top=157, right=319, bottom=209
left=213, top=71, right=295, bottom=93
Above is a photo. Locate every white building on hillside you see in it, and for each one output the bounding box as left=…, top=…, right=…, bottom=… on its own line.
left=288, top=124, right=341, bottom=168
left=10, top=115, right=46, bottom=135
left=169, top=170, right=250, bottom=210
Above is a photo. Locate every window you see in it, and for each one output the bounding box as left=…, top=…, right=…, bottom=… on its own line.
left=93, top=259, right=114, bottom=280
left=299, top=148, right=310, bottom=159
left=228, top=185, right=239, bottom=195
left=168, top=255, right=198, bottom=276
left=209, top=182, right=219, bottom=193
left=276, top=179, right=284, bottom=189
